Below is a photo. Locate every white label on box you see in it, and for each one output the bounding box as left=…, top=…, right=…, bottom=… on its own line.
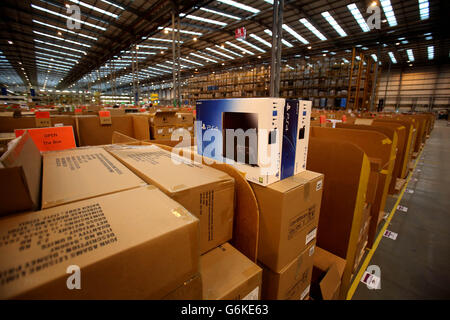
left=305, top=228, right=317, bottom=245
left=309, top=245, right=315, bottom=256
left=178, top=114, right=181, bottom=118
left=383, top=230, right=398, bottom=240
left=54, top=123, right=63, bottom=127
left=316, top=180, right=323, bottom=191
left=361, top=271, right=381, bottom=289
left=397, top=205, right=408, bottom=212
left=157, top=129, right=163, bottom=134
left=300, top=285, right=310, bottom=300
left=242, top=286, right=259, bottom=300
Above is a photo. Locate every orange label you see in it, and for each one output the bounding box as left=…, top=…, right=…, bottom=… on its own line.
left=15, top=126, right=76, bottom=152
left=75, top=108, right=83, bottom=114
left=35, top=111, right=50, bottom=119
left=99, top=111, right=111, bottom=117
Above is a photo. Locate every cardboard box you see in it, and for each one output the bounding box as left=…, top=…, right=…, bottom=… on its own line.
left=251, top=170, right=324, bottom=272
left=201, top=243, right=262, bottom=300
left=0, top=132, right=42, bottom=216
left=262, top=241, right=315, bottom=300
left=0, top=186, right=200, bottom=299
left=105, top=144, right=234, bottom=254
left=75, top=115, right=134, bottom=146
left=150, top=126, right=174, bottom=140
left=175, top=113, right=194, bottom=126
left=42, top=147, right=146, bottom=209
left=196, top=98, right=285, bottom=186
left=163, top=273, right=202, bottom=300
left=149, top=110, right=177, bottom=127
left=310, top=247, right=346, bottom=300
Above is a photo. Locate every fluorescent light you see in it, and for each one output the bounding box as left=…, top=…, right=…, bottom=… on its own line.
left=135, top=52, right=157, bottom=55
left=36, top=51, right=79, bottom=62
left=427, top=46, right=434, bottom=60
left=165, top=60, right=190, bottom=68
left=264, top=29, right=293, bottom=47
left=321, top=11, right=347, bottom=37
left=146, top=37, right=183, bottom=43
left=225, top=41, right=254, bottom=55
left=158, top=27, right=202, bottom=36
left=199, top=7, right=241, bottom=20
left=249, top=34, right=271, bottom=48
left=190, top=52, right=218, bottom=63
left=34, top=39, right=87, bottom=54
left=371, top=54, right=378, bottom=62
left=31, top=4, right=106, bottom=31
left=299, top=18, right=326, bottom=41
left=215, top=0, right=260, bottom=14
left=205, top=47, right=234, bottom=59
left=342, top=58, right=350, bottom=63
left=425, top=36, right=432, bottom=40
left=137, top=45, right=168, bottom=50
left=380, top=0, right=398, bottom=27
left=237, top=39, right=265, bottom=53
left=406, top=49, right=415, bottom=62
left=69, top=0, right=118, bottom=19
left=215, top=45, right=243, bottom=57
left=418, top=0, right=430, bottom=20
left=33, top=30, right=91, bottom=48
left=179, top=13, right=227, bottom=27
left=347, top=3, right=370, bottom=32
left=36, top=56, right=74, bottom=66
left=282, top=24, right=309, bottom=44
left=101, top=0, right=125, bottom=10
left=388, top=52, right=397, bottom=63
left=180, top=58, right=204, bottom=66
left=32, top=20, right=98, bottom=41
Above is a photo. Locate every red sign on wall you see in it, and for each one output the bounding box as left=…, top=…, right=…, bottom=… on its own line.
left=235, top=27, right=246, bottom=40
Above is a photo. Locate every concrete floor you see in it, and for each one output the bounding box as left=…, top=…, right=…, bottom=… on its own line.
left=353, top=119, right=450, bottom=300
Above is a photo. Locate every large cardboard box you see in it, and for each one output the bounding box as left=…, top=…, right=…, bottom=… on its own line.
left=106, top=144, right=234, bottom=254
left=0, top=186, right=200, bottom=299
left=149, top=110, right=177, bottom=127
left=0, top=132, right=42, bottom=216
left=201, top=242, right=262, bottom=300
left=262, top=241, right=315, bottom=300
left=163, top=273, right=202, bottom=300
left=75, top=115, right=134, bottom=146
left=175, top=113, right=194, bottom=126
left=42, top=147, right=146, bottom=209
left=251, top=170, right=324, bottom=272
left=310, top=247, right=346, bottom=300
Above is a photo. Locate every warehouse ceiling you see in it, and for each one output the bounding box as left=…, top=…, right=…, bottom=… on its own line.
left=0, top=0, right=448, bottom=94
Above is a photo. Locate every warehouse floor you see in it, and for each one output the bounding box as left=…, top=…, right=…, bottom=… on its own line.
left=352, top=120, right=450, bottom=300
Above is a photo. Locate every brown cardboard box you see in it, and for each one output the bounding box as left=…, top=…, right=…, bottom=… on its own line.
left=150, top=126, right=175, bottom=140
left=106, top=144, right=234, bottom=254
left=262, top=241, right=316, bottom=300
left=0, top=132, right=42, bottom=216
left=75, top=115, right=134, bottom=146
left=201, top=242, right=262, bottom=300
left=0, top=186, right=200, bottom=299
left=175, top=113, right=194, bottom=126
left=163, top=273, right=202, bottom=300
left=42, top=147, right=146, bottom=209
left=310, top=247, right=346, bottom=300
left=251, top=170, right=324, bottom=272
left=149, top=110, right=177, bottom=127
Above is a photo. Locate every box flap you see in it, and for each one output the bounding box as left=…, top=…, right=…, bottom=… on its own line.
left=319, top=263, right=341, bottom=300
left=267, top=170, right=323, bottom=194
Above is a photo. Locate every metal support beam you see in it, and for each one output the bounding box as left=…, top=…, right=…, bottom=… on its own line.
left=369, top=47, right=381, bottom=111
left=269, top=0, right=284, bottom=97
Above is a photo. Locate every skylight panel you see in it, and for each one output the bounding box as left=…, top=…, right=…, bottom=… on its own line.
left=282, top=24, right=309, bottom=44
left=147, top=37, right=183, bottom=43
left=205, top=48, right=234, bottom=59
left=225, top=41, right=254, bottom=55
left=165, top=60, right=190, bottom=68
left=321, top=11, right=347, bottom=37
left=380, top=0, right=398, bottom=27
left=158, top=27, right=202, bottom=36
left=427, top=46, right=434, bottom=60
left=199, top=7, right=241, bottom=20
left=36, top=56, right=74, bottom=66
left=237, top=39, right=265, bottom=53
left=214, top=45, right=243, bottom=57
left=263, top=29, right=293, bottom=47
left=418, top=0, right=430, bottom=20
left=249, top=34, right=271, bottom=48
left=388, top=52, right=397, bottom=63
left=347, top=3, right=370, bottom=32
left=299, top=18, right=326, bottom=41
left=156, top=64, right=173, bottom=70
left=34, top=39, right=87, bottom=55
left=406, top=49, right=415, bottom=62
left=33, top=30, right=91, bottom=48
left=32, top=20, right=98, bottom=41
left=31, top=4, right=106, bottom=31
left=100, top=0, right=125, bottom=10
left=179, top=13, right=227, bottom=27
left=190, top=52, right=218, bottom=63
left=36, top=51, right=79, bottom=62
left=180, top=58, right=204, bottom=66
left=69, top=0, right=118, bottom=19
left=215, top=0, right=260, bottom=14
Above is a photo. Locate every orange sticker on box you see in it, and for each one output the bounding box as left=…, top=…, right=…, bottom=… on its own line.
left=35, top=111, right=50, bottom=119
left=99, top=111, right=111, bottom=117
left=15, top=126, right=76, bottom=152
left=75, top=108, right=83, bottom=114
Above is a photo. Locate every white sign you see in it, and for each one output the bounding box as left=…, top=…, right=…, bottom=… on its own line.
left=397, top=205, right=408, bottom=212
left=361, top=271, right=381, bottom=290
left=383, top=230, right=398, bottom=240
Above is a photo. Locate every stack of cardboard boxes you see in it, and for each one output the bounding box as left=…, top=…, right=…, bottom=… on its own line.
left=149, top=110, right=194, bottom=140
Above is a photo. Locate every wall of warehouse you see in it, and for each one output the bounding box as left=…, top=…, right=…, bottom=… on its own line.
left=376, top=64, right=450, bottom=111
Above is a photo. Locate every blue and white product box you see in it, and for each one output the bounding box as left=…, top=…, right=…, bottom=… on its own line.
left=195, top=98, right=285, bottom=186
left=294, top=100, right=312, bottom=175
